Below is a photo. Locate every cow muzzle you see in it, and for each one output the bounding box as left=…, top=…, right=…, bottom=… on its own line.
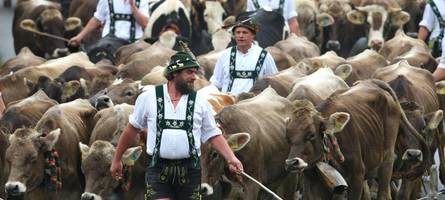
left=326, top=40, right=341, bottom=51
left=200, top=183, right=214, bottom=196
left=369, top=39, right=383, bottom=50
left=52, top=48, right=70, bottom=58
left=5, top=181, right=27, bottom=196
left=81, top=192, right=103, bottom=200
left=402, top=149, right=423, bottom=162
left=94, top=95, right=114, bottom=110
left=285, top=157, right=308, bottom=172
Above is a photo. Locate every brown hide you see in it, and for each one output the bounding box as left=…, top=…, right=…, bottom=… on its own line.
left=68, top=0, right=100, bottom=45
left=266, top=46, right=297, bottom=71
left=5, top=99, right=96, bottom=199
left=379, top=31, right=438, bottom=73
left=201, top=88, right=296, bottom=199
left=342, top=49, right=388, bottom=85
left=274, top=34, right=320, bottom=64
left=299, top=51, right=346, bottom=74
left=286, top=79, right=420, bottom=199
left=115, top=40, right=151, bottom=66
left=0, top=47, right=46, bottom=76
left=250, top=66, right=306, bottom=97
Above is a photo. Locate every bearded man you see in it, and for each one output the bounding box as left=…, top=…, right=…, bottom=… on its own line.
left=110, top=51, right=243, bottom=200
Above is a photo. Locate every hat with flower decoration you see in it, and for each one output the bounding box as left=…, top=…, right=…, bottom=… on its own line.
left=164, top=51, right=200, bottom=76
left=232, top=13, right=259, bottom=34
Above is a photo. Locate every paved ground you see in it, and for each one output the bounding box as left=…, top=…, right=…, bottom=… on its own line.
left=0, top=0, right=16, bottom=62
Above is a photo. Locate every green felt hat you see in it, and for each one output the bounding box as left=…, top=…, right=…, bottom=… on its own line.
left=232, top=14, right=258, bottom=34
left=164, top=51, right=200, bottom=76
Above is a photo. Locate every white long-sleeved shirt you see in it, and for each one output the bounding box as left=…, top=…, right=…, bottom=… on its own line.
left=129, top=84, right=221, bottom=159
left=210, top=44, right=278, bottom=95
left=94, top=0, right=150, bottom=40
left=419, top=0, right=445, bottom=41
left=246, top=0, right=298, bottom=20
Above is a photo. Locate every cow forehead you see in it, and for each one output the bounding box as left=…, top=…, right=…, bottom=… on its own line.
left=360, top=5, right=388, bottom=14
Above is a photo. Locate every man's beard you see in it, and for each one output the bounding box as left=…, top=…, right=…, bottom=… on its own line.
left=175, top=79, right=194, bottom=94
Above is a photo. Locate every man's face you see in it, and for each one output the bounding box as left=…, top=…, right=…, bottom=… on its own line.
left=174, top=68, right=198, bottom=94
left=234, top=26, right=255, bottom=48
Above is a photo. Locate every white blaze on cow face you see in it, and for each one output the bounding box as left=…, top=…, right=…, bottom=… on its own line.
left=5, top=181, right=27, bottom=195
left=357, top=5, right=388, bottom=50
left=81, top=192, right=103, bottom=200
left=144, top=0, right=191, bottom=38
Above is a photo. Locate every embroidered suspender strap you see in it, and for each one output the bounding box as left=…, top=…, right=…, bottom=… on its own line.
left=251, top=0, right=284, bottom=15
left=150, top=85, right=200, bottom=168
left=107, top=0, right=140, bottom=42
left=428, top=0, right=444, bottom=53
left=227, top=47, right=268, bottom=92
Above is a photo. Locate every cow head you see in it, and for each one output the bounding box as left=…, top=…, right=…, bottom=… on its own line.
left=5, top=128, right=60, bottom=196
left=296, top=0, right=319, bottom=42
left=0, top=73, right=34, bottom=106
left=20, top=6, right=82, bottom=58
left=201, top=133, right=250, bottom=198
left=285, top=100, right=350, bottom=172
left=346, top=4, right=410, bottom=50
left=98, top=79, right=141, bottom=105
left=202, top=1, right=226, bottom=34
left=317, top=0, right=351, bottom=52
left=145, top=0, right=192, bottom=41
left=79, top=141, right=142, bottom=199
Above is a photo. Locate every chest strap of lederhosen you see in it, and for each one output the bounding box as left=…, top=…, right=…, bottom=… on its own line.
left=429, top=0, right=445, bottom=49
left=252, top=0, right=284, bottom=15
left=227, top=47, right=268, bottom=92
left=149, top=85, right=200, bottom=169
left=107, top=0, right=140, bottom=42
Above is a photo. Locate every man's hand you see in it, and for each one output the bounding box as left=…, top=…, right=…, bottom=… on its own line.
left=126, top=0, right=138, bottom=12
left=68, top=34, right=83, bottom=47
left=227, top=157, right=243, bottom=174
left=110, top=160, right=123, bottom=180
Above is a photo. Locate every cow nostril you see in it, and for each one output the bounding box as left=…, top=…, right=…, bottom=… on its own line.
left=103, top=97, right=110, bottom=102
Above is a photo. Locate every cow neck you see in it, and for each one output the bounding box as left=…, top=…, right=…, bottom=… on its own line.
left=227, top=46, right=268, bottom=92
left=43, top=148, right=62, bottom=192
left=252, top=0, right=285, bottom=14
left=107, top=0, right=140, bottom=42
left=149, top=85, right=200, bottom=169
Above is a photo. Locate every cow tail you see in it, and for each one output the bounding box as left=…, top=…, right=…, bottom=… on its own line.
left=370, top=79, right=431, bottom=168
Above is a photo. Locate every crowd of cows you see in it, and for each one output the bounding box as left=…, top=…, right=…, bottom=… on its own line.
left=1, top=0, right=445, bottom=199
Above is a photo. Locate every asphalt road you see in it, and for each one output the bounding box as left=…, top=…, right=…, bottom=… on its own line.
left=0, top=0, right=16, bottom=62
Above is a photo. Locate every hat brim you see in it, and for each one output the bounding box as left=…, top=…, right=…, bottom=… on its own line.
left=232, top=24, right=257, bottom=34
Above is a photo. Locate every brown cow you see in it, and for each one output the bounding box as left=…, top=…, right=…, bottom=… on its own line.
left=273, top=33, right=321, bottom=64
left=115, top=40, right=151, bottom=66
left=0, top=47, right=46, bottom=76
left=373, top=60, right=445, bottom=199
left=79, top=104, right=146, bottom=200
left=250, top=65, right=307, bottom=97
left=285, top=79, right=423, bottom=199
left=379, top=30, right=438, bottom=73
left=4, top=99, right=96, bottom=199
left=341, top=49, right=389, bottom=86
left=201, top=87, right=297, bottom=199
left=13, top=0, right=82, bottom=58
left=297, top=51, right=346, bottom=74
left=296, top=0, right=321, bottom=44
left=346, top=0, right=411, bottom=50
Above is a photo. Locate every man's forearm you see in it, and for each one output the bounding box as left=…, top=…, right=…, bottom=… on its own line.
left=132, top=8, right=149, bottom=29
left=78, top=17, right=102, bottom=39
left=418, top=26, right=430, bottom=42
left=209, top=134, right=237, bottom=162
left=113, top=123, right=141, bottom=162
left=288, top=17, right=300, bottom=35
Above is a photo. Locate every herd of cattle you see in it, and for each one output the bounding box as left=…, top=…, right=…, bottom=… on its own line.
left=1, top=0, right=445, bottom=199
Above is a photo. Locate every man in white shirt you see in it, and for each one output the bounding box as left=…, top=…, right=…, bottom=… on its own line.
left=110, top=52, right=243, bottom=199
left=246, top=0, right=300, bottom=35
left=68, top=0, right=149, bottom=62
left=418, top=0, right=445, bottom=57
left=210, top=15, right=278, bottom=95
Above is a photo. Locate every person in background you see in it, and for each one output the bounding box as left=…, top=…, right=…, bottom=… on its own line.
left=418, top=0, right=445, bottom=57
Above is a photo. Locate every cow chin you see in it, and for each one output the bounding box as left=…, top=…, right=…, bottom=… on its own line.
left=285, top=157, right=308, bottom=173
left=81, top=192, right=103, bottom=200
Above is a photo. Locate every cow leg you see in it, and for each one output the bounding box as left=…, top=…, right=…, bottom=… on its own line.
left=376, top=150, right=396, bottom=200
left=434, top=127, right=445, bottom=185
left=397, top=178, right=421, bottom=200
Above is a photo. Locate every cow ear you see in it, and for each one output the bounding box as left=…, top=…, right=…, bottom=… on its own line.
left=346, top=10, right=365, bottom=25
left=227, top=132, right=251, bottom=152
left=390, top=11, right=410, bottom=27
left=20, top=19, right=37, bottom=32
left=121, top=146, right=142, bottom=166
left=425, top=110, right=443, bottom=130
left=64, top=17, right=82, bottom=31
left=325, top=112, right=350, bottom=135
left=41, top=128, right=61, bottom=150
left=334, top=64, right=352, bottom=80
left=78, top=142, right=90, bottom=161
left=436, top=81, right=445, bottom=94
left=317, top=13, right=334, bottom=27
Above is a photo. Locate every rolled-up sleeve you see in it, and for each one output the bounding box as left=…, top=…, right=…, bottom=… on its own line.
left=210, top=54, right=226, bottom=89
left=139, top=0, right=150, bottom=18
left=262, top=53, right=278, bottom=76
left=419, top=4, right=436, bottom=31
left=93, top=0, right=108, bottom=23
left=284, top=0, right=298, bottom=20
left=129, top=92, right=149, bottom=129
left=200, top=99, right=222, bottom=143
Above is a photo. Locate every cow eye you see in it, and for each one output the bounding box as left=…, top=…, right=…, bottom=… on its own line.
left=306, top=133, right=317, bottom=141
left=125, top=91, right=133, bottom=96
left=211, top=151, right=219, bottom=160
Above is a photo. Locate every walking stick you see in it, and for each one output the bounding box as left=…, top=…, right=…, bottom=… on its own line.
left=240, top=171, right=283, bottom=200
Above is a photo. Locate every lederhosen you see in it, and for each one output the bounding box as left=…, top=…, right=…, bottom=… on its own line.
left=226, top=47, right=268, bottom=92
left=145, top=85, right=201, bottom=200
left=428, top=0, right=444, bottom=57
left=107, top=0, right=140, bottom=42
left=252, top=0, right=284, bottom=15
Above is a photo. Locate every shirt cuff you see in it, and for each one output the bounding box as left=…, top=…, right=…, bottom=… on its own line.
left=128, top=114, right=144, bottom=130
left=201, top=128, right=222, bottom=143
